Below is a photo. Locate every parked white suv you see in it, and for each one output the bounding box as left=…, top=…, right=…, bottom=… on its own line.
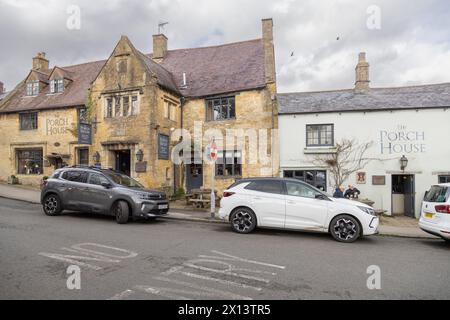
left=219, top=178, right=379, bottom=243
left=419, top=183, right=450, bottom=242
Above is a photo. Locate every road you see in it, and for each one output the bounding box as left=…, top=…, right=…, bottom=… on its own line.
left=0, top=197, right=449, bottom=300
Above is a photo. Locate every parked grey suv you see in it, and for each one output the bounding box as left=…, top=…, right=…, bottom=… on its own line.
left=41, top=166, right=169, bottom=224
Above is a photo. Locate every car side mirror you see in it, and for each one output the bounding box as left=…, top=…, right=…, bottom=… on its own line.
left=101, top=182, right=112, bottom=189
left=315, top=194, right=326, bottom=200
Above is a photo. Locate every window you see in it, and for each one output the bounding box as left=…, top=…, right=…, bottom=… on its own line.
left=16, top=149, right=43, bottom=175
left=123, top=97, right=130, bottom=117
left=61, top=171, right=88, bottom=183
left=26, top=81, right=39, bottom=96
left=284, top=170, right=327, bottom=191
left=306, top=124, right=334, bottom=147
left=131, top=96, right=138, bottom=115
left=164, top=101, right=169, bottom=118
left=77, top=148, right=89, bottom=166
left=88, top=173, right=110, bottom=186
left=245, top=180, right=284, bottom=195
left=424, top=185, right=449, bottom=203
left=105, top=98, right=113, bottom=118
left=50, top=79, right=64, bottom=93
left=439, top=175, right=450, bottom=184
left=286, top=181, right=317, bottom=198
left=114, top=96, right=121, bottom=117
left=20, top=112, right=38, bottom=130
left=216, top=150, right=242, bottom=177
left=206, top=97, right=235, bottom=121
left=169, top=103, right=177, bottom=121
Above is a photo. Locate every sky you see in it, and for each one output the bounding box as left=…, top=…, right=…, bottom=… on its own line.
left=0, top=0, right=449, bottom=93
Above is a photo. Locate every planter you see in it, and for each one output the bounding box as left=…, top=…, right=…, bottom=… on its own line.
left=7, top=176, right=19, bottom=185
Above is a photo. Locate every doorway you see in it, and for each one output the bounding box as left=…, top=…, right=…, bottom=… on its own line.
left=186, top=152, right=203, bottom=192
left=392, top=174, right=415, bottom=218
left=115, top=150, right=131, bottom=176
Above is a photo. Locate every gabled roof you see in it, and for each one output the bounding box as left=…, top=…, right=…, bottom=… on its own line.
left=278, top=83, right=450, bottom=114
left=136, top=50, right=179, bottom=94
left=156, top=39, right=266, bottom=98
left=0, top=37, right=266, bottom=113
left=0, top=60, right=104, bottom=113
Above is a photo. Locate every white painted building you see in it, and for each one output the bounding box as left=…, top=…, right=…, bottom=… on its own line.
left=278, top=53, right=450, bottom=218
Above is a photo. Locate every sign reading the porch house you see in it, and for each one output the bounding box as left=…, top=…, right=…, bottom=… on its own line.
left=78, top=123, right=92, bottom=145
left=46, top=116, right=71, bottom=136
left=379, top=125, right=426, bottom=154
left=158, top=134, right=170, bottom=160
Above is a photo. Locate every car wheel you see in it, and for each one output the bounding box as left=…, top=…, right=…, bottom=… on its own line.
left=114, top=201, right=129, bottom=224
left=43, top=194, right=62, bottom=216
left=230, top=208, right=257, bottom=234
left=330, top=215, right=361, bottom=243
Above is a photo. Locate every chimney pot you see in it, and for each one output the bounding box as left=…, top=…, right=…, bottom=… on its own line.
left=355, top=52, right=370, bottom=91
left=0, top=81, right=4, bottom=93
left=152, top=34, right=168, bottom=62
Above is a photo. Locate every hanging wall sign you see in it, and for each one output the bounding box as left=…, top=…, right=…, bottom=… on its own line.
left=158, top=134, right=170, bottom=160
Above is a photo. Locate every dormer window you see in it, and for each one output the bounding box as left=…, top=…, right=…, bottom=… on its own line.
left=50, top=79, right=64, bottom=94
left=26, top=81, right=39, bottom=96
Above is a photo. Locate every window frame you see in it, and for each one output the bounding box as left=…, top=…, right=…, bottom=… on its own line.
left=50, top=78, right=64, bottom=94
left=205, top=96, right=236, bottom=122
left=283, top=170, right=327, bottom=192
left=26, top=80, right=40, bottom=96
left=77, top=148, right=89, bottom=166
left=306, top=124, right=334, bottom=147
left=438, top=175, right=450, bottom=184
left=215, top=150, right=242, bottom=178
left=16, top=148, right=43, bottom=175
left=19, top=112, right=38, bottom=130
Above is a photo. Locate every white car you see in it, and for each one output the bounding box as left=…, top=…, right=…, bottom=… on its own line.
left=219, top=178, right=379, bottom=243
left=419, top=183, right=450, bottom=242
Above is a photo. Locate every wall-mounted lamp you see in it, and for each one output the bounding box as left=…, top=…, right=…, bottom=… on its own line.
left=400, top=155, right=408, bottom=171
left=136, top=149, right=144, bottom=162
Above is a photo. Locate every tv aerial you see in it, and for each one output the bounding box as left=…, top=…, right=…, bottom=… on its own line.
left=158, top=21, right=169, bottom=34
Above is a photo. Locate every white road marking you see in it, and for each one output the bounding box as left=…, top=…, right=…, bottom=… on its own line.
left=108, top=289, right=135, bottom=300
left=205, top=250, right=286, bottom=269
left=70, top=243, right=138, bottom=259
left=184, top=259, right=270, bottom=283
left=153, top=276, right=252, bottom=300
left=39, top=242, right=138, bottom=271
left=180, top=270, right=262, bottom=291
left=38, top=252, right=103, bottom=271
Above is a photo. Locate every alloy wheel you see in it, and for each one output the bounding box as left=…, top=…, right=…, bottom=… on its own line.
left=44, top=196, right=58, bottom=215
left=232, top=211, right=253, bottom=232
left=333, top=218, right=358, bottom=241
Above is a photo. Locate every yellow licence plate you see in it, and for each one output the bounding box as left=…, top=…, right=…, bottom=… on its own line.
left=425, top=212, right=434, bottom=219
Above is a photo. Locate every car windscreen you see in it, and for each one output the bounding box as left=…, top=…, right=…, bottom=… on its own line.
left=424, top=185, right=449, bottom=203
left=104, top=172, right=144, bottom=188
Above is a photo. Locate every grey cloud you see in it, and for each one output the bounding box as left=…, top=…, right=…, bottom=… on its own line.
left=0, top=0, right=449, bottom=93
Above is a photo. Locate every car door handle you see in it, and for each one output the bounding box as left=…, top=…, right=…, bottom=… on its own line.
left=287, top=200, right=296, bottom=204
left=253, top=197, right=262, bottom=200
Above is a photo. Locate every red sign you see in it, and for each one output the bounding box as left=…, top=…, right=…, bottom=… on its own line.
left=209, top=141, right=218, bottom=161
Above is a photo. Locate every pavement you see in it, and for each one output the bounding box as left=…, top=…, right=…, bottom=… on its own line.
left=0, top=196, right=449, bottom=300
left=0, top=182, right=436, bottom=239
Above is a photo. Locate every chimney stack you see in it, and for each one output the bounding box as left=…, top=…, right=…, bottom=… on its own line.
left=262, top=18, right=276, bottom=85
left=355, top=52, right=370, bottom=91
left=0, top=81, right=4, bottom=93
left=152, top=34, right=168, bottom=62
left=32, top=52, right=49, bottom=71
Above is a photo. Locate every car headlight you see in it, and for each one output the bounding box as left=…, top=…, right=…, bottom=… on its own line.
left=137, top=192, right=151, bottom=200
left=358, top=206, right=376, bottom=216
